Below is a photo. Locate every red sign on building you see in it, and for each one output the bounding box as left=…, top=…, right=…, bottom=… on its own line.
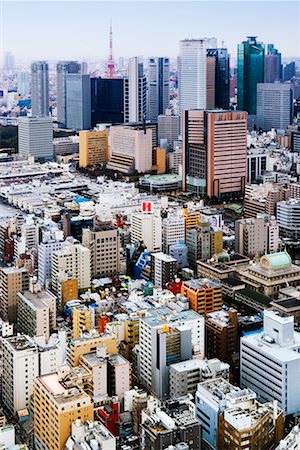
left=141, top=201, right=153, bottom=213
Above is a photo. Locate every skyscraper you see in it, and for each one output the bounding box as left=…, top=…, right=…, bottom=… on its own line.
left=56, top=61, right=81, bottom=127
left=284, top=61, right=296, bottom=81
left=148, top=57, right=170, bottom=121
left=17, top=72, right=30, bottom=96
left=3, top=51, right=15, bottom=70
left=124, top=57, right=147, bottom=123
left=237, top=36, right=265, bottom=115
left=91, top=77, right=124, bottom=126
left=31, top=61, right=49, bottom=116
left=182, top=109, right=247, bottom=197
left=207, top=48, right=230, bottom=109
left=265, top=44, right=282, bottom=83
left=18, top=116, right=54, bottom=161
left=256, top=83, right=293, bottom=131
left=178, top=39, right=207, bottom=115
left=66, top=74, right=91, bottom=130
left=206, top=55, right=216, bottom=109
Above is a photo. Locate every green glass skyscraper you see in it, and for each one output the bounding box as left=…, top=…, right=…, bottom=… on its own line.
left=237, top=36, right=265, bottom=115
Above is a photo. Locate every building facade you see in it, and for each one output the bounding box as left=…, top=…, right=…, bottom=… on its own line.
left=79, top=129, right=109, bottom=168
left=31, top=61, right=49, bottom=116
left=66, top=73, right=91, bottom=130
left=56, top=61, right=81, bottom=127
left=178, top=39, right=207, bottom=115
left=237, top=36, right=265, bottom=115
left=256, top=83, right=293, bottom=131
left=82, top=224, right=120, bottom=278
left=148, top=57, right=170, bottom=121
left=241, top=309, right=300, bottom=415
left=182, top=110, right=247, bottom=197
left=91, top=77, right=124, bottom=126
left=18, top=116, right=53, bottom=161
left=124, top=57, right=147, bottom=123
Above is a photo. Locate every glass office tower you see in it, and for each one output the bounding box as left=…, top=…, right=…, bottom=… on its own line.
left=237, top=36, right=265, bottom=115
left=207, top=48, right=230, bottom=110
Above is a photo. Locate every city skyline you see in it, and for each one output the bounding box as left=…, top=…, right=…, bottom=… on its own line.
left=1, top=1, right=299, bottom=65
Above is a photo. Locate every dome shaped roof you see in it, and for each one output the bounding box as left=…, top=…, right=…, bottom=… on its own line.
left=260, top=252, right=292, bottom=270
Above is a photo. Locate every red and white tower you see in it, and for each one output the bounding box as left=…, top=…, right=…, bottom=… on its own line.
left=107, top=19, right=115, bottom=78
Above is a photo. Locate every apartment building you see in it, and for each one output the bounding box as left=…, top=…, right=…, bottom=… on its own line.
left=34, top=372, right=93, bottom=449
left=0, top=267, right=29, bottom=323
left=181, top=277, right=223, bottom=315
left=51, top=238, right=91, bottom=294
left=82, top=224, right=120, bottom=278
left=17, top=288, right=56, bottom=340
left=196, top=377, right=284, bottom=449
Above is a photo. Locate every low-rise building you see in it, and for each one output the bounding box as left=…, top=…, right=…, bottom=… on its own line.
left=275, top=426, right=300, bottom=450
left=238, top=252, right=300, bottom=299
left=196, top=377, right=284, bottom=450
left=197, top=252, right=250, bottom=282
left=142, top=399, right=201, bottom=450
left=169, top=358, right=229, bottom=398
left=181, top=278, right=223, bottom=315
left=67, top=332, right=119, bottom=367
left=65, top=420, right=116, bottom=450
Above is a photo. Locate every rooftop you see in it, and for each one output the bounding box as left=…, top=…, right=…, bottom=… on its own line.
left=272, top=298, right=300, bottom=311
left=19, top=289, right=56, bottom=309
left=5, top=335, right=36, bottom=352
left=141, top=306, right=202, bottom=328
left=237, top=288, right=272, bottom=306
left=206, top=308, right=237, bottom=327
left=183, top=277, right=221, bottom=290
left=260, top=252, right=292, bottom=270
left=39, top=373, right=90, bottom=405
left=152, top=252, right=177, bottom=263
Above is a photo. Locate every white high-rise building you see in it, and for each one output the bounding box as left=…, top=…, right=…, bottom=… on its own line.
left=162, top=213, right=185, bottom=253
left=139, top=307, right=204, bottom=397
left=14, top=215, right=37, bottom=258
left=18, top=116, right=53, bottom=161
left=2, top=335, right=38, bottom=413
left=51, top=238, right=91, bottom=294
left=2, top=335, right=60, bottom=414
left=125, top=57, right=147, bottom=123
left=38, top=228, right=65, bottom=287
left=178, top=39, right=207, bottom=116
left=151, top=252, right=177, bottom=288
left=131, top=212, right=162, bottom=252
left=241, top=309, right=300, bottom=415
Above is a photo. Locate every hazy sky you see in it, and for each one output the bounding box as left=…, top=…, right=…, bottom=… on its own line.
left=1, top=0, right=299, bottom=64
